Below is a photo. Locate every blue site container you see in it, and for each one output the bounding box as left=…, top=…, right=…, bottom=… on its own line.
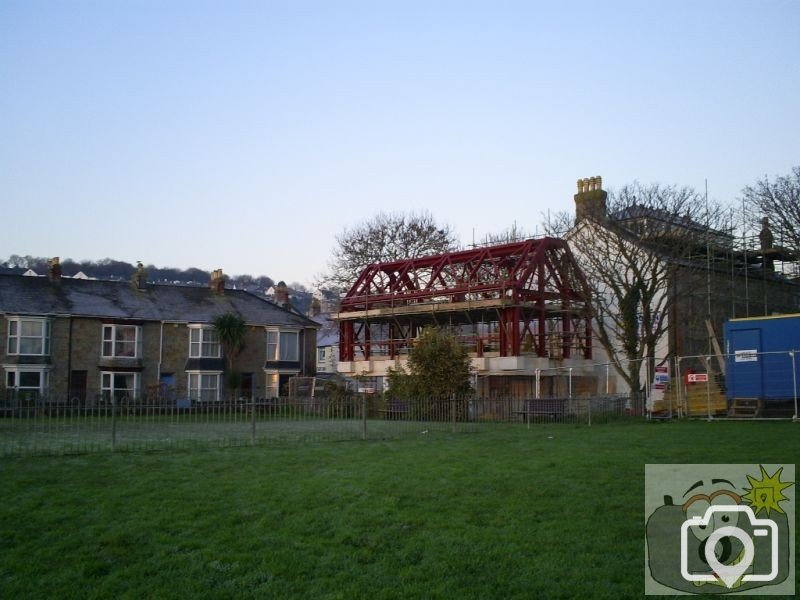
left=724, top=314, right=800, bottom=402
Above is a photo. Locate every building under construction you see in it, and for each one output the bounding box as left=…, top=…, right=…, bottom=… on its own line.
left=335, top=177, right=799, bottom=405
left=336, top=238, right=600, bottom=398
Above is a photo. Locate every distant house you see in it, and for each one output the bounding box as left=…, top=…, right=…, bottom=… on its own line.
left=315, top=332, right=339, bottom=374
left=1, top=261, right=317, bottom=403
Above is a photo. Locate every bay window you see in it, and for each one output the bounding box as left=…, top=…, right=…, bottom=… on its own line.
left=188, top=372, right=221, bottom=401
left=265, top=371, right=279, bottom=398
left=263, top=370, right=298, bottom=398
left=100, top=371, right=140, bottom=401
left=5, top=367, right=50, bottom=396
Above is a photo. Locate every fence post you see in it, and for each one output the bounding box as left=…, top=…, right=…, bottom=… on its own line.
left=111, top=396, right=117, bottom=452
left=666, top=358, right=672, bottom=420
left=250, top=398, right=256, bottom=446
left=791, top=350, right=798, bottom=422
left=675, top=356, right=689, bottom=418
left=568, top=367, right=573, bottom=415
left=705, top=356, right=712, bottom=422
left=361, top=394, right=367, bottom=440
left=587, top=397, right=592, bottom=426
left=568, top=368, right=573, bottom=400
left=451, top=395, right=456, bottom=434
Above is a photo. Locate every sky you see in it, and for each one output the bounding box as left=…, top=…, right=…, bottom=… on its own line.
left=2, top=0, right=798, bottom=286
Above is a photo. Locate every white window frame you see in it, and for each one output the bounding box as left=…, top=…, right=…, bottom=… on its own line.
left=189, top=326, right=221, bottom=358
left=4, top=365, right=50, bottom=395
left=102, top=324, right=141, bottom=358
left=100, top=371, right=140, bottom=401
left=266, top=328, right=300, bottom=362
left=187, top=371, right=222, bottom=402
left=6, top=317, right=51, bottom=356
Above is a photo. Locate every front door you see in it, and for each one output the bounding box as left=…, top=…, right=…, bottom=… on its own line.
left=160, top=373, right=176, bottom=404
left=70, top=370, right=87, bottom=404
left=240, top=373, right=253, bottom=400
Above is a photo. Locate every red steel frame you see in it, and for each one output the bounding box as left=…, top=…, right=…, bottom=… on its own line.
left=338, top=238, right=592, bottom=362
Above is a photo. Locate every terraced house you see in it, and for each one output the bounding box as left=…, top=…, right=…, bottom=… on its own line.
left=0, top=261, right=317, bottom=403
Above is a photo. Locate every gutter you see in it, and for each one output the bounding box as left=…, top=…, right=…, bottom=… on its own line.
left=158, top=320, right=164, bottom=383
left=67, top=316, right=73, bottom=400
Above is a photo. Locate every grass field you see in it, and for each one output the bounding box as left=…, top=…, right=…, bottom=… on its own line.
left=0, top=395, right=638, bottom=457
left=0, top=416, right=480, bottom=456
left=1, top=421, right=798, bottom=599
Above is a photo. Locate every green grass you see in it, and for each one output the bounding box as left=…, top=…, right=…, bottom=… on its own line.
left=1, top=421, right=798, bottom=599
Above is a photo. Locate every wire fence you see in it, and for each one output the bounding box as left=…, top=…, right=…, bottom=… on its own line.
left=649, top=350, right=799, bottom=420
left=0, top=392, right=642, bottom=457
left=526, top=350, right=799, bottom=420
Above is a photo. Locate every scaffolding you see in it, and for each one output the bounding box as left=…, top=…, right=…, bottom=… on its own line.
left=671, top=223, right=799, bottom=363
left=337, top=238, right=593, bottom=363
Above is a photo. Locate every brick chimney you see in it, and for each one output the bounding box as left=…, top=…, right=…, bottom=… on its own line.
left=210, top=269, right=225, bottom=294
left=274, top=281, right=290, bottom=306
left=308, top=296, right=321, bottom=317
left=132, top=261, right=147, bottom=290
left=48, top=257, right=62, bottom=281
left=574, top=176, right=608, bottom=222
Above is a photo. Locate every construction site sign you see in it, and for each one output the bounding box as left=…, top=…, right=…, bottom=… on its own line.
left=734, top=349, right=759, bottom=362
left=653, top=366, right=669, bottom=390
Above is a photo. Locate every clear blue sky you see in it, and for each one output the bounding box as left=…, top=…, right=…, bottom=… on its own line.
left=2, top=0, right=798, bottom=286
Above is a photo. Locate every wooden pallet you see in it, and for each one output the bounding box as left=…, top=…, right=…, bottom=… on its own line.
left=728, top=397, right=762, bottom=418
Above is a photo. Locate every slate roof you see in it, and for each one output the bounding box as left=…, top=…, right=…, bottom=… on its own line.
left=0, top=274, right=317, bottom=328
left=317, top=332, right=339, bottom=347
left=611, top=204, right=732, bottom=238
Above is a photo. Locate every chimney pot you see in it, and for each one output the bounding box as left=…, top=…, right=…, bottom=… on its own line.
left=574, top=175, right=608, bottom=222
left=210, top=269, right=225, bottom=294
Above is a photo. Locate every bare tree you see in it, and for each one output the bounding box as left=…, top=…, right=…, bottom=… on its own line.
left=320, top=211, right=458, bottom=292
left=741, top=166, right=800, bottom=252
left=477, top=222, right=534, bottom=246
left=551, top=181, right=728, bottom=400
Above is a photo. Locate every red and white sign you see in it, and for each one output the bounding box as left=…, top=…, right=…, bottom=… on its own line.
left=652, top=366, right=670, bottom=390
left=687, top=373, right=709, bottom=383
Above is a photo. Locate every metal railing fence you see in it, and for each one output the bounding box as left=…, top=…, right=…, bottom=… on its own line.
left=663, top=350, right=799, bottom=420
left=0, top=391, right=638, bottom=457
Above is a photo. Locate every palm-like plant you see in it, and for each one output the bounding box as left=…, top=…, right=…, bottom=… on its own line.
left=212, top=312, right=247, bottom=396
